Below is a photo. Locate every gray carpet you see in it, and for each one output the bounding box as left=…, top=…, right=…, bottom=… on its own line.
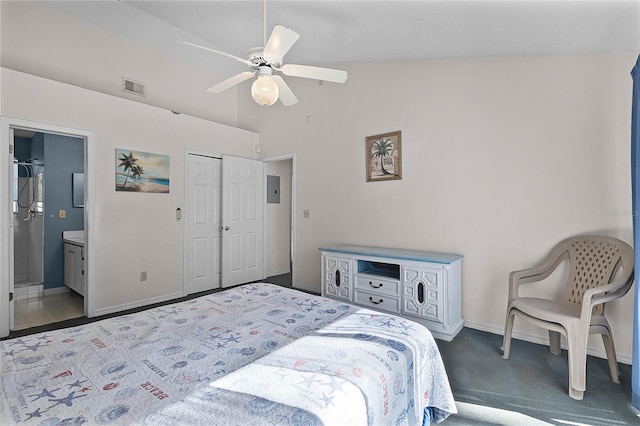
left=437, top=328, right=638, bottom=425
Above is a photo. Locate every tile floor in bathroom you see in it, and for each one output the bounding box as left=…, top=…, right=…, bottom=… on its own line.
left=10, top=274, right=294, bottom=334
left=13, top=290, right=84, bottom=330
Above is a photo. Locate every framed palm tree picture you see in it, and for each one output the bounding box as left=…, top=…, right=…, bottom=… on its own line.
left=366, top=131, right=402, bottom=182
left=115, top=148, right=170, bottom=193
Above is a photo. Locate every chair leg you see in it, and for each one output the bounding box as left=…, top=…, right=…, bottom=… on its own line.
left=601, top=332, right=621, bottom=384
left=567, top=328, right=588, bottom=400
left=502, top=310, right=515, bottom=359
left=549, top=330, right=561, bottom=355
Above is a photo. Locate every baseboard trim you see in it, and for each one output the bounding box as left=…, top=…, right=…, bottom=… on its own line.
left=267, top=269, right=291, bottom=277
left=93, top=291, right=184, bottom=318
left=44, top=286, right=70, bottom=296
left=292, top=282, right=320, bottom=294
left=463, top=320, right=632, bottom=365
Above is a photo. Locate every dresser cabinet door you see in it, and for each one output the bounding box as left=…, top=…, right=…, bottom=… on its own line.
left=323, top=255, right=352, bottom=301
left=401, top=265, right=444, bottom=323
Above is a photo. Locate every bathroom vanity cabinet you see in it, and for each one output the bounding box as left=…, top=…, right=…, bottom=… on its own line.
left=63, top=237, right=84, bottom=296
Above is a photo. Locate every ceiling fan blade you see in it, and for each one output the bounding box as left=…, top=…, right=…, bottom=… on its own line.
left=180, top=41, right=253, bottom=67
left=281, top=64, right=348, bottom=83
left=272, top=76, right=299, bottom=106
left=263, top=25, right=300, bottom=65
left=206, top=71, right=256, bottom=93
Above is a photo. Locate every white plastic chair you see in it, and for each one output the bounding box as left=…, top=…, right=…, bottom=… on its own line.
left=502, top=235, right=634, bottom=400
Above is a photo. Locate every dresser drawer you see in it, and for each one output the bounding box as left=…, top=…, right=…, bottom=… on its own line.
left=353, top=290, right=401, bottom=314
left=354, top=275, right=400, bottom=297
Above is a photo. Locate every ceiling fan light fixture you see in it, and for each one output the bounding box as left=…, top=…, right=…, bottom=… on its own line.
left=251, top=67, right=279, bottom=106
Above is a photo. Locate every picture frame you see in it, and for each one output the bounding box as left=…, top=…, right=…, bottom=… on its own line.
left=366, top=131, right=402, bottom=182
left=115, top=148, right=170, bottom=193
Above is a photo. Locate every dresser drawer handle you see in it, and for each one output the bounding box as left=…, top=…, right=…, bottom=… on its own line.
left=417, top=281, right=425, bottom=304
left=369, top=296, right=383, bottom=304
left=369, top=281, right=383, bottom=289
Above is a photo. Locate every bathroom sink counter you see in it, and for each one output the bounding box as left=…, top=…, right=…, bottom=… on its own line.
left=62, top=230, right=84, bottom=247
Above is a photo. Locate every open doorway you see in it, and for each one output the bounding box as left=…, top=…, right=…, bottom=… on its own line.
left=1, top=117, right=95, bottom=338
left=12, top=130, right=85, bottom=331
left=263, top=154, right=295, bottom=288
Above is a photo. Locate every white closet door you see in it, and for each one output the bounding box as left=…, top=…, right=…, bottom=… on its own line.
left=221, top=155, right=264, bottom=287
left=185, top=154, right=222, bottom=294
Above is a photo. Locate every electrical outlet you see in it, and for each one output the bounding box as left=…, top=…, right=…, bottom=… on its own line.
left=140, top=271, right=147, bottom=281
left=303, top=210, right=310, bottom=218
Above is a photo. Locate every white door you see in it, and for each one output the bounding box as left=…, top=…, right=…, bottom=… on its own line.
left=185, top=154, right=222, bottom=294
left=221, top=155, right=264, bottom=287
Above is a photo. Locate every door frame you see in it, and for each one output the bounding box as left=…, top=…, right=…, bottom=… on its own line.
left=0, top=116, right=95, bottom=337
left=261, top=153, right=296, bottom=287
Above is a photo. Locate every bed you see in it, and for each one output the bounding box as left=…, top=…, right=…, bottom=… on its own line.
left=1, top=283, right=456, bottom=425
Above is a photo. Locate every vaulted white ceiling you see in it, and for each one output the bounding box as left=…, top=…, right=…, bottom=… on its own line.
left=2, top=1, right=639, bottom=124
left=46, top=0, right=640, bottom=67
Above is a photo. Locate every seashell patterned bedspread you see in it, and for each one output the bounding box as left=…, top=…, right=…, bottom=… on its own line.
left=1, top=283, right=456, bottom=425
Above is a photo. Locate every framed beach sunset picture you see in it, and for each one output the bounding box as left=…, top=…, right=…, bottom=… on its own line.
left=115, top=149, right=170, bottom=193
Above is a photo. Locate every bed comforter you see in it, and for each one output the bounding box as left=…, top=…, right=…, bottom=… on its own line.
left=1, top=283, right=456, bottom=425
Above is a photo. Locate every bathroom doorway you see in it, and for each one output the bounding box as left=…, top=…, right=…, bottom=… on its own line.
left=0, top=116, right=98, bottom=339
left=12, top=130, right=85, bottom=330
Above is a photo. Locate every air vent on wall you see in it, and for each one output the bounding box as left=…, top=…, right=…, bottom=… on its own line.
left=122, top=77, right=146, bottom=96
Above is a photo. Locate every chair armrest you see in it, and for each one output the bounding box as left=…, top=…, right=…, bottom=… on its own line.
left=580, top=273, right=635, bottom=319
left=508, top=247, right=568, bottom=302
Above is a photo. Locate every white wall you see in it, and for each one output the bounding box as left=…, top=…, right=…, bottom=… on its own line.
left=0, top=1, right=239, bottom=128
left=265, top=160, right=292, bottom=277
left=238, top=52, right=638, bottom=362
left=1, top=68, right=257, bottom=315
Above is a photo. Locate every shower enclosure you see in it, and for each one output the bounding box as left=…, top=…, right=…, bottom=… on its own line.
left=13, top=159, right=45, bottom=298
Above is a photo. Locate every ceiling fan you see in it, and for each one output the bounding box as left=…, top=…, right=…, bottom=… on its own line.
left=181, top=3, right=347, bottom=107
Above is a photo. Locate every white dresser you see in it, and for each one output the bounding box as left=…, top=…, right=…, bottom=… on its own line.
left=320, top=244, right=463, bottom=341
